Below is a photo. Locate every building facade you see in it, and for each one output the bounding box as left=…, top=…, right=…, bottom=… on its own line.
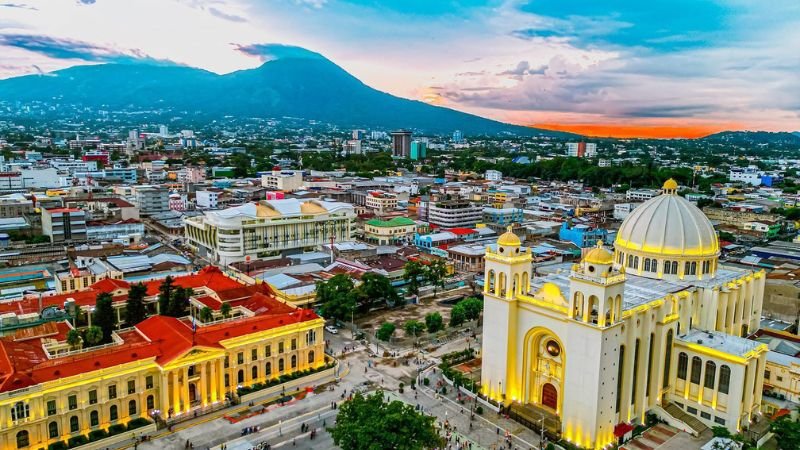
left=185, top=199, right=355, bottom=265
left=42, top=208, right=88, bottom=243
left=363, top=217, right=416, bottom=245
left=482, top=181, right=767, bottom=450
left=391, top=130, right=412, bottom=158
left=422, top=200, right=483, bottom=228
left=260, top=169, right=303, bottom=193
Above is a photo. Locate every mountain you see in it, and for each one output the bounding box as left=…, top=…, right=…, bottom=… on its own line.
left=0, top=49, right=570, bottom=137
left=701, top=130, right=800, bottom=145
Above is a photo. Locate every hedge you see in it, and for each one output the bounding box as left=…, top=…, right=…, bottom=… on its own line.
left=48, top=442, right=68, bottom=450
left=236, top=363, right=335, bottom=396
left=67, top=435, right=88, bottom=448
left=108, top=424, right=127, bottom=435
left=127, top=417, right=152, bottom=430
left=88, top=429, right=108, bottom=442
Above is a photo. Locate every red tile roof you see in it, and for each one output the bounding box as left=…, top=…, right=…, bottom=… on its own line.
left=90, top=278, right=131, bottom=292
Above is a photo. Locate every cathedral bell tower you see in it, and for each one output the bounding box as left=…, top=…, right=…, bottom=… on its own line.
left=569, top=241, right=625, bottom=327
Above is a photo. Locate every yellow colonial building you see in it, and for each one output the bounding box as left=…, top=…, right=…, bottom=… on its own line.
left=481, top=180, right=768, bottom=449
left=0, top=291, right=324, bottom=450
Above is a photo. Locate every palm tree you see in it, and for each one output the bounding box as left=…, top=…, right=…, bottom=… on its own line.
left=199, top=306, right=214, bottom=323
left=84, top=326, right=103, bottom=346
left=220, top=302, right=232, bottom=319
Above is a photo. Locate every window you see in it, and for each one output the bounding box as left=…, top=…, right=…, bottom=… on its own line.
left=252, top=366, right=258, bottom=380
left=308, top=351, right=315, bottom=364
left=663, top=330, right=674, bottom=388
left=291, top=355, right=297, bottom=369
left=671, top=261, right=678, bottom=274
left=146, top=376, right=154, bottom=389
left=70, top=416, right=79, bottom=433
left=49, top=421, right=59, bottom=439
left=266, top=362, right=272, bottom=375
left=686, top=262, right=697, bottom=276
left=224, top=374, right=230, bottom=387
left=291, top=338, right=297, bottom=351
left=16, top=430, right=29, bottom=449
left=633, top=256, right=639, bottom=269
left=703, top=261, right=711, bottom=274
left=714, top=417, right=726, bottom=425
left=677, top=353, right=688, bottom=380
left=279, top=358, right=285, bottom=372
left=128, top=380, right=136, bottom=394
left=237, top=370, right=244, bottom=384
left=701, top=411, right=711, bottom=420
left=128, top=400, right=137, bottom=416
left=11, top=401, right=29, bottom=421
left=278, top=342, right=285, bottom=354
left=252, top=349, right=258, bottom=362
left=108, top=384, right=117, bottom=399
left=616, top=345, right=625, bottom=413
left=47, top=400, right=57, bottom=416
left=89, top=389, right=98, bottom=404
left=686, top=406, right=698, bottom=415
left=307, top=330, right=316, bottom=345
left=765, top=370, right=771, bottom=380
left=224, top=356, right=230, bottom=368
left=265, top=345, right=271, bottom=357
left=147, top=395, right=154, bottom=411
left=68, top=395, right=78, bottom=410
left=237, top=352, right=244, bottom=365
left=719, top=365, right=731, bottom=394
left=90, top=410, right=99, bottom=427
left=704, top=361, right=716, bottom=389
left=664, top=260, right=672, bottom=274
left=690, top=357, right=702, bottom=384
left=631, top=339, right=640, bottom=404
left=110, top=405, right=118, bottom=421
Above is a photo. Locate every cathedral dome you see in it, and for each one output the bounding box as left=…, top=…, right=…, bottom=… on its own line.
left=584, top=241, right=614, bottom=264
left=615, top=180, right=719, bottom=260
left=497, top=229, right=521, bottom=246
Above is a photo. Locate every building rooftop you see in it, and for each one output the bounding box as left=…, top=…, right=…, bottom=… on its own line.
left=679, top=328, right=764, bottom=358
left=365, top=217, right=416, bottom=228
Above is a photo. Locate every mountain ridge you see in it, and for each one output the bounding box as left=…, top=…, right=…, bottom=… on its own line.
left=701, top=130, right=800, bottom=144
left=0, top=53, right=574, bottom=137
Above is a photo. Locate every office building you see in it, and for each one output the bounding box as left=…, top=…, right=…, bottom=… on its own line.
left=41, top=207, right=88, bottom=243
left=410, top=141, right=427, bottom=160
left=391, top=130, right=412, bottom=158
left=485, top=170, right=503, bottom=181
left=482, top=180, right=767, bottom=449
left=185, top=198, right=355, bottom=265
left=421, top=200, right=483, bottom=228
left=260, top=168, right=303, bottom=192
left=196, top=190, right=220, bottom=209
left=567, top=142, right=597, bottom=158
left=452, top=130, right=463, bottom=143
left=133, top=186, right=170, bottom=216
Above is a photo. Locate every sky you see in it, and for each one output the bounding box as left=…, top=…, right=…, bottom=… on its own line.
left=0, top=0, right=798, bottom=138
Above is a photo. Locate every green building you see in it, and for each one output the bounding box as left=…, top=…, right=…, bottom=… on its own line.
left=410, top=141, right=427, bottom=160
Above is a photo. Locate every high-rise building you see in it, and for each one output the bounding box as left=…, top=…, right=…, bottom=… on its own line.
left=453, top=130, right=463, bottom=143
left=41, top=207, right=87, bottom=243
left=391, top=130, right=412, bottom=158
left=410, top=140, right=427, bottom=160
left=567, top=142, right=597, bottom=158
left=352, top=129, right=366, bottom=140
left=159, top=125, right=169, bottom=137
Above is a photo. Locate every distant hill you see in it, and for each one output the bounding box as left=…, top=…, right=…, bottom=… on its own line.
left=0, top=47, right=572, bottom=137
left=702, top=130, right=800, bottom=145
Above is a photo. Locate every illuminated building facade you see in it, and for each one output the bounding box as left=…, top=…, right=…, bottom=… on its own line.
left=481, top=180, right=768, bottom=449
left=0, top=273, right=325, bottom=449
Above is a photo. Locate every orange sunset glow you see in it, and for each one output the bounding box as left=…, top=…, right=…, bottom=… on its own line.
left=532, top=123, right=744, bottom=139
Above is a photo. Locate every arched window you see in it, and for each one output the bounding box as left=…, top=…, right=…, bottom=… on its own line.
left=631, top=339, right=641, bottom=404
left=690, top=357, right=702, bottom=384
left=278, top=358, right=285, bottom=372
left=128, top=400, right=137, bottom=416
left=291, top=355, right=297, bottom=369
left=237, top=370, right=244, bottom=384
left=70, top=416, right=79, bottom=433
left=719, top=365, right=731, bottom=394
left=671, top=261, right=678, bottom=274
left=664, top=261, right=672, bottom=274
left=308, top=351, right=315, bottom=364
left=266, top=362, right=272, bottom=375
left=663, top=330, right=674, bottom=388
left=677, top=352, right=688, bottom=379
left=633, top=256, right=639, bottom=269
left=627, top=255, right=634, bottom=267
left=110, top=404, right=118, bottom=421
left=690, top=262, right=697, bottom=275
left=644, top=258, right=651, bottom=272
left=252, top=366, right=258, bottom=380
left=704, top=361, right=716, bottom=389
left=646, top=333, right=655, bottom=396
left=650, top=260, right=658, bottom=273
left=146, top=395, right=154, bottom=411
left=90, top=410, right=99, bottom=427
left=11, top=401, right=29, bottom=421
left=16, top=430, right=29, bottom=449
left=49, top=421, right=59, bottom=438
left=616, top=345, right=625, bottom=413
left=702, top=260, right=711, bottom=274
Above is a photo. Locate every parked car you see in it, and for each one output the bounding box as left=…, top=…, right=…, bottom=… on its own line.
left=325, top=325, right=339, bottom=334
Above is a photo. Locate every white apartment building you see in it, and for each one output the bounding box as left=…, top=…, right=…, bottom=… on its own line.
left=421, top=200, right=483, bottom=228
left=485, top=170, right=503, bottom=181
left=0, top=168, right=61, bottom=191
left=261, top=168, right=304, bottom=192
left=185, top=198, right=356, bottom=265
left=626, top=188, right=661, bottom=202
left=729, top=166, right=765, bottom=186
left=50, top=160, right=99, bottom=174
left=133, top=186, right=170, bottom=216
left=365, top=191, right=398, bottom=214
left=613, top=203, right=640, bottom=220
left=196, top=190, right=220, bottom=209
left=567, top=142, right=597, bottom=158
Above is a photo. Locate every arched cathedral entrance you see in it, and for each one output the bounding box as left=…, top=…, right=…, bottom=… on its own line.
left=522, top=327, right=564, bottom=414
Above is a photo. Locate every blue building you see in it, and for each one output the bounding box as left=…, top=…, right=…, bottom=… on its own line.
left=410, top=141, right=427, bottom=160
left=558, top=222, right=610, bottom=248
left=483, top=207, right=524, bottom=226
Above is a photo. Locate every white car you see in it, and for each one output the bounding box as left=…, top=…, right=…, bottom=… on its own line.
left=325, top=325, right=339, bottom=334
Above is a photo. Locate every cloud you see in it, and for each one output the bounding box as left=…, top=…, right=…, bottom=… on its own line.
left=293, top=0, right=326, bottom=9
left=232, top=43, right=324, bottom=61
left=77, top=0, right=96, bottom=4
left=208, top=6, right=247, bottom=22
left=497, top=61, right=547, bottom=80
left=0, top=33, right=173, bottom=65
left=0, top=3, right=37, bottom=10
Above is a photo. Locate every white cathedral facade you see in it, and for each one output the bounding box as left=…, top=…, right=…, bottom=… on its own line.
left=481, top=180, right=768, bottom=449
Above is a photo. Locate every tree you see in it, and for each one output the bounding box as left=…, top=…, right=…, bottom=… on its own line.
left=459, top=297, right=483, bottom=321
left=125, top=283, right=148, bottom=326
left=93, top=292, right=116, bottom=343
left=329, top=391, right=442, bottom=450
left=66, top=329, right=82, bottom=349
left=199, top=306, right=214, bottom=323
left=357, top=272, right=400, bottom=311
left=167, top=287, right=192, bottom=317
left=450, top=303, right=466, bottom=327
left=771, top=416, right=800, bottom=450
left=84, top=326, right=103, bottom=346
left=157, top=276, right=174, bottom=316
left=317, top=274, right=357, bottom=322
left=403, top=261, right=425, bottom=297
left=424, top=259, right=449, bottom=297
left=376, top=322, right=396, bottom=342
left=425, top=312, right=443, bottom=333
left=404, top=320, right=425, bottom=337
left=220, top=301, right=232, bottom=318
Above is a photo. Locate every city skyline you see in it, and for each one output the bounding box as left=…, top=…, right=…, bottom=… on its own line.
left=1, top=0, right=798, bottom=138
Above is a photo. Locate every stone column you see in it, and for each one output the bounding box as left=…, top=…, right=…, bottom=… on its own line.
left=200, top=363, right=208, bottom=407
left=182, top=367, right=190, bottom=411
left=210, top=360, right=218, bottom=403
left=171, top=371, right=180, bottom=415
left=160, top=373, right=169, bottom=413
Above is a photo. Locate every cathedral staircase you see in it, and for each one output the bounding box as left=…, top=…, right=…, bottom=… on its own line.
left=658, top=403, right=708, bottom=436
